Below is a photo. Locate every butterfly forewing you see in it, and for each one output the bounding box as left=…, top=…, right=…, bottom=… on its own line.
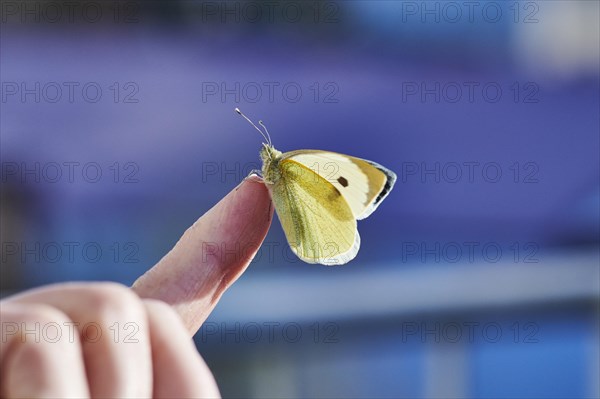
left=283, top=150, right=396, bottom=220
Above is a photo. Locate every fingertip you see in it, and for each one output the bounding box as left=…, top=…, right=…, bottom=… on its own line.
left=212, top=175, right=273, bottom=290
left=215, top=174, right=272, bottom=238
left=132, top=176, right=274, bottom=333
left=244, top=172, right=263, bottom=182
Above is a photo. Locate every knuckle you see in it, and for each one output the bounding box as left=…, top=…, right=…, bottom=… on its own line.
left=1, top=304, right=77, bottom=349
left=143, top=298, right=173, bottom=314
left=83, top=282, right=144, bottom=320
left=2, top=303, right=71, bottom=326
left=143, top=299, right=181, bottom=323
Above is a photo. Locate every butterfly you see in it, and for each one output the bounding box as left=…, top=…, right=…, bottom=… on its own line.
left=236, top=108, right=396, bottom=265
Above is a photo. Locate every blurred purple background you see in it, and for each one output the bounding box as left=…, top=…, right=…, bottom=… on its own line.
left=1, top=1, right=599, bottom=398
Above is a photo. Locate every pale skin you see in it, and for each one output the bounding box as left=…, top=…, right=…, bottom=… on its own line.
left=0, top=175, right=274, bottom=398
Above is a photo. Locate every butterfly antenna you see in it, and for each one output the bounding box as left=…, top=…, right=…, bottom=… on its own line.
left=235, top=108, right=271, bottom=146
left=258, top=120, right=272, bottom=147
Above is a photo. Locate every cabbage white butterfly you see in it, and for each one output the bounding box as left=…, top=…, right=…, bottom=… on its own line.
left=235, top=108, right=396, bottom=265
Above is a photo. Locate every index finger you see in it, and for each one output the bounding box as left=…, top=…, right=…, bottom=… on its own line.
left=132, top=175, right=273, bottom=334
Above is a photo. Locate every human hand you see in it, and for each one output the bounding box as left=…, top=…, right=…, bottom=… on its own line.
left=0, top=175, right=273, bottom=398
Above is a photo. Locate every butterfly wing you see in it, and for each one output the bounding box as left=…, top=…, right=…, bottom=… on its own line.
left=283, top=150, right=396, bottom=220
left=270, top=157, right=360, bottom=265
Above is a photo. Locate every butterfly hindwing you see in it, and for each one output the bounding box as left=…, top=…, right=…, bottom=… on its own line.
left=270, top=158, right=360, bottom=265
left=282, top=150, right=396, bottom=220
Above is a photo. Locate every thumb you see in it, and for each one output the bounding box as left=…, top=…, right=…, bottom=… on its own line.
left=132, top=175, right=273, bottom=334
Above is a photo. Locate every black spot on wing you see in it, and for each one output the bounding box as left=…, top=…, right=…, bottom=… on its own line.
left=337, top=176, right=349, bottom=187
